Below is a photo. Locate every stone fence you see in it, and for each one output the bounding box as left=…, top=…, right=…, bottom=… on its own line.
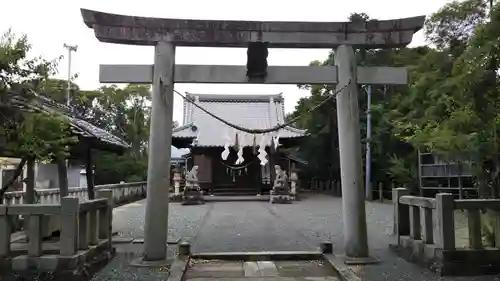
left=3, top=182, right=146, bottom=236
left=0, top=189, right=114, bottom=275
left=3, top=181, right=147, bottom=206
left=392, top=187, right=500, bottom=276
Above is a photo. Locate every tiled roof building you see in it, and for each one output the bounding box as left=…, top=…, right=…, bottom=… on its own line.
left=172, top=93, right=307, bottom=196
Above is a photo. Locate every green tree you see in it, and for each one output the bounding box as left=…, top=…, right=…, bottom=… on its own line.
left=0, top=30, right=77, bottom=199
left=413, top=0, right=500, bottom=197
left=292, top=0, right=500, bottom=200
left=290, top=13, right=425, bottom=192
left=87, top=84, right=152, bottom=184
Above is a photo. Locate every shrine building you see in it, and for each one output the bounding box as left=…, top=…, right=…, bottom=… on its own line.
left=172, top=93, right=307, bottom=196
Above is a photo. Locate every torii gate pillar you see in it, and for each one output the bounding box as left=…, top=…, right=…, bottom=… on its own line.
left=335, top=45, right=368, bottom=258
left=143, top=41, right=175, bottom=261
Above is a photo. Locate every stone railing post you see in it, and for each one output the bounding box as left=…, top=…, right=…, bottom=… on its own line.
left=124, top=185, right=129, bottom=197
left=393, top=188, right=410, bottom=240
left=88, top=206, right=99, bottom=246
left=60, top=196, right=80, bottom=256
left=436, top=193, right=455, bottom=251
left=423, top=206, right=434, bottom=244
left=0, top=205, right=10, bottom=258
left=27, top=215, right=42, bottom=256
left=78, top=209, right=89, bottom=250
left=96, top=189, right=113, bottom=248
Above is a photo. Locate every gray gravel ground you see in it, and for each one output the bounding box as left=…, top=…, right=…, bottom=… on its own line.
left=112, top=200, right=212, bottom=242
left=103, top=195, right=500, bottom=281
left=266, top=195, right=500, bottom=281
left=190, top=200, right=315, bottom=253
left=91, top=244, right=175, bottom=281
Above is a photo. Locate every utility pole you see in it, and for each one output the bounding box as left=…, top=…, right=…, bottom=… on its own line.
left=63, top=44, right=78, bottom=107
left=364, top=85, right=373, bottom=201
left=364, top=86, right=387, bottom=201
left=63, top=44, right=77, bottom=174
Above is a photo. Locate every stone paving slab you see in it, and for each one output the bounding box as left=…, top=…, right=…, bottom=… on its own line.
left=185, top=261, right=244, bottom=279
left=275, top=260, right=335, bottom=277
left=244, top=261, right=261, bottom=277
left=257, top=261, right=280, bottom=276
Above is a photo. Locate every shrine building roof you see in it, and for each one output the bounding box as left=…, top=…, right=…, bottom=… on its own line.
left=172, top=93, right=306, bottom=148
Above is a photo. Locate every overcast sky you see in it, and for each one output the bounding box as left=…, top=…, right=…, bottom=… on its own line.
left=1, top=0, right=451, bottom=125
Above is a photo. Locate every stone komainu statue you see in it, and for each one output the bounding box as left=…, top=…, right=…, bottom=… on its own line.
left=273, top=165, right=289, bottom=191
left=182, top=165, right=204, bottom=205
left=270, top=165, right=293, bottom=204
left=185, top=166, right=200, bottom=190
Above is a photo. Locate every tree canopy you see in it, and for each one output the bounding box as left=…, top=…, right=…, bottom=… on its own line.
left=290, top=0, right=500, bottom=197
left=0, top=30, right=76, bottom=162
left=0, top=30, right=153, bottom=189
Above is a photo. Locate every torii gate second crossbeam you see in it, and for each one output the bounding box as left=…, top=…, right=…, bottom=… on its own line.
left=80, top=8, right=425, bottom=263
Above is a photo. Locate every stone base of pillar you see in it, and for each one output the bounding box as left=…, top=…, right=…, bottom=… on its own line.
left=182, top=185, right=204, bottom=205
left=269, top=181, right=293, bottom=203
left=269, top=191, right=293, bottom=204
left=170, top=193, right=183, bottom=202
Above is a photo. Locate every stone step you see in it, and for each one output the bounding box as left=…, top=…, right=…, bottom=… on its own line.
left=204, top=195, right=270, bottom=202
left=210, top=188, right=270, bottom=196
left=210, top=192, right=262, bottom=196
left=185, top=259, right=340, bottom=281
left=211, top=187, right=260, bottom=191
left=187, top=277, right=340, bottom=281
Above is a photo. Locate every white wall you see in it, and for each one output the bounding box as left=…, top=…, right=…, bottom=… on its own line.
left=36, top=163, right=84, bottom=189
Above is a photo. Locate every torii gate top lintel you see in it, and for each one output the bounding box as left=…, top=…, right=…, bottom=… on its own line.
left=81, top=8, right=425, bottom=48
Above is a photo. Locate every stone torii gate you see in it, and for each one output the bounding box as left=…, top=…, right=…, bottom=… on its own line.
left=80, top=9, right=425, bottom=262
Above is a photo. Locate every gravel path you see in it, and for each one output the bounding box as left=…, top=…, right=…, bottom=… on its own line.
left=112, top=200, right=212, bottom=242
left=106, top=195, right=500, bottom=281
left=190, top=201, right=315, bottom=253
